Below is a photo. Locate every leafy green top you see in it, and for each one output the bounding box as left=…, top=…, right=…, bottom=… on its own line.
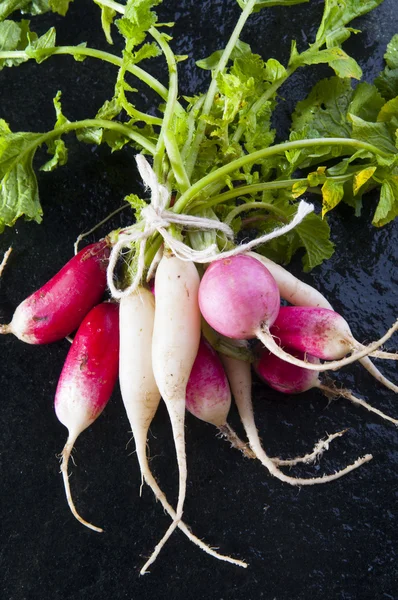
left=0, top=0, right=397, bottom=272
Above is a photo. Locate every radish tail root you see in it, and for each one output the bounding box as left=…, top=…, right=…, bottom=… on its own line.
left=0, top=324, right=11, bottom=335
left=359, top=357, right=398, bottom=394
left=0, top=247, right=12, bottom=278
left=231, top=370, right=372, bottom=485
left=134, top=442, right=247, bottom=569
left=271, top=430, right=348, bottom=467
left=256, top=319, right=398, bottom=373
left=140, top=400, right=187, bottom=575
left=318, top=383, right=398, bottom=426
left=60, top=437, right=103, bottom=533
left=217, top=423, right=256, bottom=459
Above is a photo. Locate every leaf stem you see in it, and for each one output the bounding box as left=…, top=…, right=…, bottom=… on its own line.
left=6, top=119, right=156, bottom=179
left=0, top=46, right=169, bottom=102
left=173, top=137, right=391, bottom=214
left=184, top=0, right=257, bottom=179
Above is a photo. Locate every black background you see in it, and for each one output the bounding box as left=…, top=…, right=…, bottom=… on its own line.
left=0, top=1, right=397, bottom=599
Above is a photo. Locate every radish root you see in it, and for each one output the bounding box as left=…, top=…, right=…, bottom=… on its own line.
left=221, top=354, right=372, bottom=486
left=318, top=383, right=398, bottom=426
left=359, top=357, right=398, bottom=394
left=0, top=246, right=12, bottom=277
left=60, top=436, right=103, bottom=533
left=134, top=441, right=248, bottom=570
left=271, top=430, right=348, bottom=467
left=256, top=318, right=398, bottom=372
left=217, top=423, right=256, bottom=459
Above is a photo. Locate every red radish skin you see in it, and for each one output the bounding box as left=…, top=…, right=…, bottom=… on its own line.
left=255, top=345, right=320, bottom=394
left=271, top=306, right=397, bottom=361
left=199, top=255, right=398, bottom=373
left=255, top=346, right=398, bottom=426
left=186, top=338, right=253, bottom=457
left=55, top=302, right=119, bottom=532
left=186, top=338, right=231, bottom=427
left=249, top=252, right=398, bottom=393
left=0, top=241, right=110, bottom=344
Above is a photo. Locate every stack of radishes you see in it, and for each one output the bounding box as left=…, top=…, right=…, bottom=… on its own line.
left=1, top=243, right=397, bottom=574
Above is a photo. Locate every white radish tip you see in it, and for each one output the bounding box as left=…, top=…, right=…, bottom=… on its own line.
left=60, top=440, right=103, bottom=533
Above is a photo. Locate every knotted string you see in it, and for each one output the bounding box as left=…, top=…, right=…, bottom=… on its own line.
left=107, top=155, right=314, bottom=299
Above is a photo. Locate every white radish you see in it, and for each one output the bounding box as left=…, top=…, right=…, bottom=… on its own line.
left=119, top=288, right=246, bottom=570
left=221, top=353, right=372, bottom=486
left=141, top=254, right=201, bottom=574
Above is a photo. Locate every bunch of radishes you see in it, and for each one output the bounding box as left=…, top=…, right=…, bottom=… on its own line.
left=1, top=241, right=397, bottom=574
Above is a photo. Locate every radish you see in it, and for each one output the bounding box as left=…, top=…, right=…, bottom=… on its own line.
left=250, top=252, right=398, bottom=394
left=55, top=302, right=119, bottom=532
left=0, top=241, right=110, bottom=344
left=248, top=251, right=333, bottom=310
left=141, top=254, right=201, bottom=574
left=199, top=255, right=398, bottom=373
left=254, top=346, right=398, bottom=426
left=270, top=306, right=397, bottom=361
left=119, top=289, right=247, bottom=570
left=186, top=337, right=254, bottom=458
left=221, top=352, right=372, bottom=485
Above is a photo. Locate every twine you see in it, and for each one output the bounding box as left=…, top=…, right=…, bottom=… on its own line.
left=107, top=156, right=314, bottom=299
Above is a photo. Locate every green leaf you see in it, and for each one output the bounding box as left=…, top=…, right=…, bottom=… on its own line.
left=348, top=113, right=397, bottom=155
left=94, top=0, right=116, bottom=44
left=372, top=177, right=398, bottom=226
left=348, top=82, right=385, bottom=122
left=196, top=39, right=251, bottom=71
left=40, top=91, right=69, bottom=170
left=315, top=0, right=384, bottom=48
left=375, top=34, right=398, bottom=101
left=26, top=26, right=56, bottom=63
left=0, top=19, right=31, bottom=69
left=0, top=120, right=43, bottom=232
left=297, top=46, right=362, bottom=79
left=291, top=77, right=353, bottom=139
left=0, top=0, right=72, bottom=19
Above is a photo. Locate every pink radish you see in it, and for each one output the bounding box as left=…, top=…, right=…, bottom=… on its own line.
left=55, top=302, right=119, bottom=532
left=250, top=252, right=398, bottom=393
left=199, top=255, right=398, bottom=372
left=221, top=351, right=372, bottom=485
left=271, top=306, right=397, bottom=361
left=119, top=289, right=246, bottom=569
left=0, top=241, right=110, bottom=344
left=186, top=337, right=253, bottom=457
left=255, top=346, right=398, bottom=426
left=141, top=254, right=201, bottom=575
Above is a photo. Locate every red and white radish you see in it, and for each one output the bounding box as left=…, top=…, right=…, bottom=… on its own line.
left=0, top=241, right=110, bottom=344
left=271, top=306, right=397, bottom=361
left=55, top=302, right=119, bottom=532
left=250, top=252, right=398, bottom=393
left=186, top=337, right=253, bottom=457
left=221, top=352, right=372, bottom=485
left=199, top=255, right=398, bottom=373
left=141, top=254, right=201, bottom=574
left=255, top=346, right=398, bottom=426
left=119, top=290, right=247, bottom=569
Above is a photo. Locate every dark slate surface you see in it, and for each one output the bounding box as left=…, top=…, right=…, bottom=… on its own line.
left=0, top=1, right=397, bottom=599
